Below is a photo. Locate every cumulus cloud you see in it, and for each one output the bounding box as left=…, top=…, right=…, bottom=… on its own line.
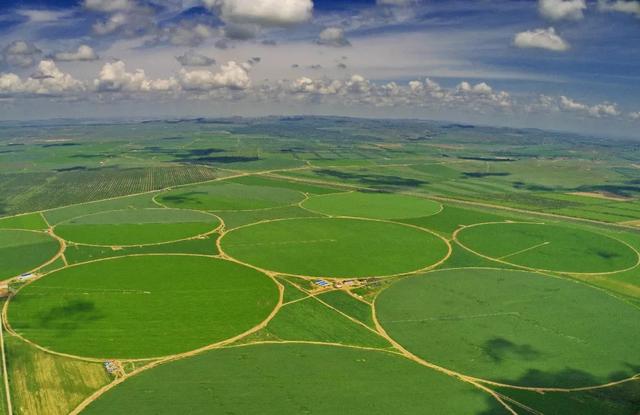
left=83, top=0, right=134, bottom=13
left=0, top=60, right=83, bottom=96
left=176, top=50, right=216, bottom=67
left=514, top=27, right=570, bottom=52
left=283, top=74, right=512, bottom=111
left=52, top=45, right=99, bottom=62
left=559, top=95, right=620, bottom=117
left=538, top=0, right=587, bottom=20
left=94, top=60, right=178, bottom=92
left=154, top=23, right=214, bottom=46
left=204, top=0, right=313, bottom=27
left=629, top=111, right=640, bottom=120
left=178, top=61, right=251, bottom=91
left=598, top=0, right=640, bottom=17
left=2, top=41, right=42, bottom=68
left=93, top=12, right=128, bottom=35
left=317, top=27, right=351, bottom=47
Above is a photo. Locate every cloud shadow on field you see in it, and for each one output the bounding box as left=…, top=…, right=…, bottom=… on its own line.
left=478, top=366, right=640, bottom=415
left=158, top=191, right=207, bottom=205
left=313, top=169, right=427, bottom=188
left=37, top=299, right=105, bottom=335
left=463, top=172, right=511, bottom=178
left=483, top=337, right=541, bottom=363
left=175, top=155, right=260, bottom=164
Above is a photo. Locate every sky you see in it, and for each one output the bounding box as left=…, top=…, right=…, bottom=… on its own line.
left=0, top=0, right=639, bottom=137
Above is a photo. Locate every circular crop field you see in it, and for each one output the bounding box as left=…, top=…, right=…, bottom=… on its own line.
left=54, top=209, right=220, bottom=246
left=302, top=191, right=442, bottom=219
left=8, top=255, right=278, bottom=359
left=456, top=222, right=638, bottom=273
left=221, top=218, right=449, bottom=278
left=82, top=344, right=502, bottom=415
left=157, top=182, right=304, bottom=211
left=0, top=229, right=60, bottom=280
left=376, top=268, right=640, bottom=388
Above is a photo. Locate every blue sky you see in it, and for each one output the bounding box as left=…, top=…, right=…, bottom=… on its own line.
left=0, top=0, right=639, bottom=137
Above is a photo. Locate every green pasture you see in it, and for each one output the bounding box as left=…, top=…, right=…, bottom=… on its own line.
left=456, top=222, right=638, bottom=273
left=82, top=344, right=501, bottom=414
left=258, top=295, right=388, bottom=348
left=54, top=209, right=219, bottom=246
left=157, top=182, right=305, bottom=211
left=8, top=255, right=278, bottom=359
left=376, top=269, right=640, bottom=388
left=302, top=191, right=442, bottom=219
left=0, top=213, right=48, bottom=230
left=0, top=230, right=60, bottom=279
left=64, top=235, right=218, bottom=264
left=221, top=218, right=449, bottom=278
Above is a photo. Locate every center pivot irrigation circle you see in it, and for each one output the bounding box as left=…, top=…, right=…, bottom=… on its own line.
left=53, top=208, right=221, bottom=246
left=7, top=255, right=279, bottom=359
left=220, top=217, right=450, bottom=278
left=455, top=222, right=639, bottom=274
left=376, top=268, right=640, bottom=388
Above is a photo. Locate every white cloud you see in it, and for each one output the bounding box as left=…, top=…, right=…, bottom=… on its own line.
left=176, top=50, right=216, bottom=67
left=204, top=0, right=313, bottom=27
left=317, top=27, right=351, bottom=47
left=93, top=12, right=128, bottom=35
left=598, top=0, right=640, bottom=17
left=83, top=0, right=134, bottom=13
left=629, top=111, right=640, bottom=120
left=456, top=81, right=493, bottom=95
left=514, top=27, right=570, bottom=52
left=93, top=60, right=177, bottom=92
left=2, top=41, right=42, bottom=68
left=538, top=0, right=587, bottom=20
left=178, top=61, right=251, bottom=91
left=155, top=23, right=214, bottom=46
left=0, top=60, right=83, bottom=96
left=559, top=95, right=620, bottom=117
left=52, top=45, right=99, bottom=62
left=17, top=9, right=72, bottom=23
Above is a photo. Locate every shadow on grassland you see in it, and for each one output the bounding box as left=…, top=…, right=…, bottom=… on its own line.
left=37, top=299, right=105, bottom=335
left=480, top=370, right=640, bottom=415
left=158, top=191, right=207, bottom=206
left=313, top=169, right=428, bottom=188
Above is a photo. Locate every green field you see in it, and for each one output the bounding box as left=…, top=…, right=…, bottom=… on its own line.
left=8, top=255, right=278, bottom=359
left=82, top=344, right=502, bottom=414
left=157, top=182, right=305, bottom=211
left=0, top=229, right=60, bottom=279
left=54, top=209, right=220, bottom=246
left=221, top=218, right=449, bottom=278
left=2, top=117, right=640, bottom=414
left=456, top=222, right=639, bottom=273
left=376, top=268, right=640, bottom=388
left=302, top=191, right=442, bottom=219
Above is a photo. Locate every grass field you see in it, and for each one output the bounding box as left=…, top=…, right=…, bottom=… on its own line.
left=2, top=117, right=640, bottom=414
left=8, top=255, right=278, bottom=359
left=456, top=222, right=639, bottom=273
left=376, top=268, right=640, bottom=388
left=302, top=191, right=442, bottom=219
left=0, top=230, right=60, bottom=280
left=221, top=217, right=449, bottom=278
left=82, top=344, right=502, bottom=414
left=157, top=182, right=305, bottom=211
left=0, top=213, right=48, bottom=231
left=250, top=294, right=389, bottom=348
left=5, top=334, right=110, bottom=415
left=54, top=209, right=220, bottom=246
